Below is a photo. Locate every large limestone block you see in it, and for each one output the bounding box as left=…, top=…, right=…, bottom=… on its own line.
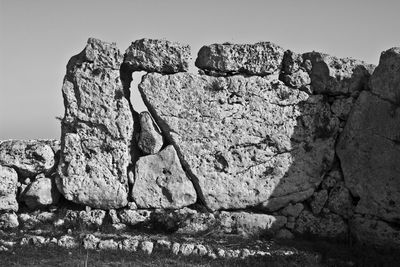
left=0, top=140, right=55, bottom=177
left=123, top=38, right=191, bottom=73
left=370, top=47, right=400, bottom=102
left=139, top=73, right=338, bottom=210
left=0, top=165, right=18, bottom=212
left=337, top=91, right=400, bottom=222
left=133, top=145, right=197, bottom=209
left=281, top=50, right=374, bottom=95
left=57, top=38, right=134, bottom=209
left=195, top=42, right=285, bottom=76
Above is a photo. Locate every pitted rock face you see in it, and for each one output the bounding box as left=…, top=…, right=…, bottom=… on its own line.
left=21, top=175, right=60, bottom=209
left=337, top=91, right=400, bottom=222
left=123, top=38, right=191, bottom=74
left=195, top=42, right=285, bottom=76
left=370, top=47, right=400, bottom=102
left=0, top=165, right=18, bottom=212
left=281, top=50, right=375, bottom=95
left=57, top=38, right=134, bottom=209
left=133, top=145, right=197, bottom=209
left=139, top=73, right=338, bottom=211
left=0, top=140, right=55, bottom=177
left=138, top=111, right=163, bottom=155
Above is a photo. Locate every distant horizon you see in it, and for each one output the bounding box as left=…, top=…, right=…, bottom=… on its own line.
left=1, top=0, right=399, bottom=140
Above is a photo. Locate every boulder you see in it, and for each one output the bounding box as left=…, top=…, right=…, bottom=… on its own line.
left=218, top=211, right=286, bottom=236
left=0, top=165, right=18, bottom=211
left=195, top=42, right=284, bottom=76
left=370, top=47, right=400, bottom=102
left=281, top=50, right=374, bottom=95
left=21, top=175, right=60, bottom=209
left=139, top=73, right=337, bottom=210
left=0, top=140, right=55, bottom=177
left=123, top=38, right=191, bottom=73
left=137, top=111, right=163, bottom=155
left=57, top=38, right=134, bottom=209
left=337, top=91, right=400, bottom=222
left=132, top=145, right=197, bottom=209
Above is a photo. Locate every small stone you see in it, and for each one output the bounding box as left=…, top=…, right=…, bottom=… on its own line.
left=123, top=38, right=191, bottom=73
left=21, top=176, right=60, bottom=209
left=179, top=243, right=195, bottom=256
left=275, top=229, right=294, bottom=239
left=281, top=203, right=304, bottom=218
left=0, top=212, right=19, bottom=229
left=138, top=111, right=163, bottom=155
left=111, top=223, right=127, bottom=231
left=241, top=248, right=251, bottom=259
left=132, top=145, right=197, bottom=209
left=193, top=244, right=208, bottom=256
left=171, top=242, right=180, bottom=255
left=327, top=182, right=353, bottom=218
left=98, top=239, right=119, bottom=250
left=218, top=211, right=286, bottom=236
left=140, top=241, right=154, bottom=255
left=82, top=234, right=100, bottom=250
left=58, top=235, right=79, bottom=249
left=117, top=209, right=152, bottom=226
left=78, top=209, right=106, bottom=228
left=156, top=239, right=171, bottom=250
left=309, top=190, right=328, bottom=214
left=109, top=209, right=120, bottom=224
left=127, top=202, right=137, bottom=210
left=217, top=248, right=226, bottom=258
left=121, top=238, right=139, bottom=252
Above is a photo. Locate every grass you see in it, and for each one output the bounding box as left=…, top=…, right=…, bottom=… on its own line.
left=0, top=245, right=323, bottom=267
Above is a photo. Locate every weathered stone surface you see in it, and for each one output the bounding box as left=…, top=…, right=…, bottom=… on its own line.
left=219, top=211, right=286, bottom=236
left=138, top=111, right=163, bottom=155
left=0, top=140, right=55, bottom=177
left=140, top=241, right=154, bottom=255
left=281, top=203, right=304, bottom=218
left=117, top=209, right=152, bottom=226
left=21, top=175, right=60, bottom=209
left=0, top=212, right=19, bottom=229
left=327, top=182, right=353, bottom=218
left=330, top=97, right=355, bottom=120
left=57, top=38, right=134, bottom=209
left=370, top=47, right=400, bottom=102
left=309, top=190, right=328, bottom=215
left=123, top=38, right=191, bottom=73
left=294, top=210, right=348, bottom=239
left=133, top=145, right=196, bottom=209
left=140, top=73, right=337, bottom=210
left=0, top=165, right=18, bottom=212
left=351, top=216, right=400, bottom=248
left=337, top=91, right=400, bottom=222
left=281, top=50, right=374, bottom=95
left=195, top=42, right=285, bottom=76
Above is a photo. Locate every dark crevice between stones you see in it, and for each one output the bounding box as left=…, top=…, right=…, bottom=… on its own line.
left=137, top=74, right=210, bottom=212
left=119, top=63, right=142, bottom=202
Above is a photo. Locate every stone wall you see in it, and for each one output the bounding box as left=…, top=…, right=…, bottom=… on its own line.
left=0, top=38, right=399, bottom=249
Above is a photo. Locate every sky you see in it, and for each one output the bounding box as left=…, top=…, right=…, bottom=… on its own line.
left=0, top=0, right=399, bottom=140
